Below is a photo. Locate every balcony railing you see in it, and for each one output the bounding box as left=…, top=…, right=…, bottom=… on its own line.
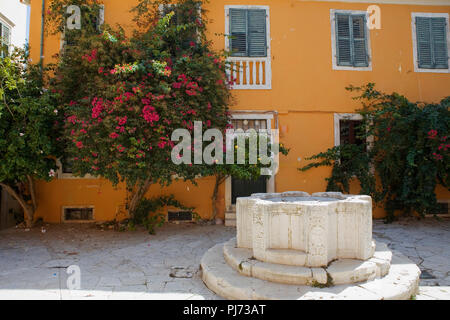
left=227, top=57, right=272, bottom=90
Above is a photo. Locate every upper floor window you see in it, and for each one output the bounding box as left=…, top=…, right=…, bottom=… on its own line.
left=225, top=6, right=271, bottom=90
left=412, top=13, right=449, bottom=73
left=61, top=5, right=104, bottom=50
left=0, top=20, right=11, bottom=58
left=160, top=3, right=201, bottom=26
left=229, top=8, right=267, bottom=57
left=331, top=10, right=371, bottom=71
left=159, top=3, right=201, bottom=49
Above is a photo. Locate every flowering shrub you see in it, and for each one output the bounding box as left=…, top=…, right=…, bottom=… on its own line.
left=48, top=0, right=232, bottom=216
left=0, top=49, right=63, bottom=227
left=300, top=84, right=449, bottom=222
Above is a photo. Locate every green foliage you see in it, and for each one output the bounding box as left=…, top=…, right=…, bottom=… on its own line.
left=206, top=134, right=289, bottom=220
left=310, top=272, right=334, bottom=288
left=0, top=50, right=62, bottom=183
left=299, top=144, right=375, bottom=196
left=133, top=195, right=195, bottom=234
left=210, top=137, right=289, bottom=188
left=300, top=83, right=449, bottom=222
left=0, top=48, right=62, bottom=226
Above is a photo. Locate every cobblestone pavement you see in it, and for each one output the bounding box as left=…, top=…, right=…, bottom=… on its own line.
left=0, top=217, right=448, bottom=300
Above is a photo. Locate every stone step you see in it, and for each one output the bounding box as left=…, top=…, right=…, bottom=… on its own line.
left=224, top=219, right=236, bottom=227
left=223, top=238, right=392, bottom=285
left=201, top=241, right=420, bottom=300
left=225, top=212, right=236, bottom=220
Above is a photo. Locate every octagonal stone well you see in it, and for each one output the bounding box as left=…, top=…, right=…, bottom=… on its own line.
left=236, top=192, right=375, bottom=268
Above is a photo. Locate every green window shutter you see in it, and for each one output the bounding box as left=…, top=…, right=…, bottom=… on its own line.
left=351, top=15, right=368, bottom=67
left=230, top=8, right=248, bottom=57
left=336, top=14, right=352, bottom=66
left=416, top=17, right=448, bottom=69
left=431, top=18, right=448, bottom=69
left=416, top=17, right=434, bottom=69
left=248, top=9, right=267, bottom=57
left=336, top=13, right=368, bottom=67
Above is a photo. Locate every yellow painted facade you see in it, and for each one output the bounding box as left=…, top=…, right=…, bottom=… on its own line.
left=28, top=0, right=450, bottom=222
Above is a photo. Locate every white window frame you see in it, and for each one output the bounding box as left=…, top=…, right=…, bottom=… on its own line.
left=225, top=112, right=276, bottom=211
left=60, top=4, right=105, bottom=50
left=411, top=12, right=450, bottom=74
left=225, top=5, right=272, bottom=90
left=0, top=16, right=13, bottom=56
left=61, top=205, right=95, bottom=223
left=334, top=113, right=365, bottom=147
left=334, top=113, right=375, bottom=175
left=330, top=9, right=373, bottom=71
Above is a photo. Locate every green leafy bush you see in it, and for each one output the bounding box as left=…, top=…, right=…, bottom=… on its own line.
left=133, top=195, right=195, bottom=234
left=0, top=48, right=62, bottom=227
left=300, top=84, right=449, bottom=222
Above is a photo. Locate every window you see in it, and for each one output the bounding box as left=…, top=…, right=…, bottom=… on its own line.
left=0, top=21, right=11, bottom=57
left=159, top=3, right=201, bottom=48
left=225, top=6, right=271, bottom=89
left=56, top=157, right=94, bottom=179
left=229, top=8, right=267, bottom=57
left=160, top=3, right=200, bottom=26
left=334, top=114, right=365, bottom=147
left=61, top=5, right=104, bottom=50
left=331, top=10, right=371, bottom=71
left=61, top=156, right=74, bottom=174
left=339, top=120, right=365, bottom=147
left=412, top=13, right=449, bottom=72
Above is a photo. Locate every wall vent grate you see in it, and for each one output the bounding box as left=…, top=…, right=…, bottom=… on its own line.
left=168, top=211, right=193, bottom=222
left=64, top=207, right=94, bottom=221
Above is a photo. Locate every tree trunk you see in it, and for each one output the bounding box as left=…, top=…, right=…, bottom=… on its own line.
left=27, top=175, right=37, bottom=212
left=211, top=174, right=226, bottom=221
left=128, top=177, right=152, bottom=218
left=0, top=182, right=34, bottom=228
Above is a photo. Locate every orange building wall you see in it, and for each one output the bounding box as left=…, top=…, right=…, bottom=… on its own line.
left=28, top=1, right=450, bottom=222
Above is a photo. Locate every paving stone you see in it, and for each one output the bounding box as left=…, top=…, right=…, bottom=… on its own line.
left=416, top=286, right=450, bottom=300
left=0, top=219, right=447, bottom=299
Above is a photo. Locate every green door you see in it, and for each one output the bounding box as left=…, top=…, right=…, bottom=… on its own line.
left=231, top=176, right=267, bottom=204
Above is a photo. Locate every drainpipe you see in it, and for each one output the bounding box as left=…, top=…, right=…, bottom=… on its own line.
left=39, top=0, right=45, bottom=68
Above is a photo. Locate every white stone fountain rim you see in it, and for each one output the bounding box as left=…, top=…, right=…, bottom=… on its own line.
left=242, top=191, right=371, bottom=205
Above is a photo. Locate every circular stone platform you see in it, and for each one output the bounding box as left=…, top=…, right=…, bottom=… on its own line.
left=201, top=240, right=420, bottom=300
left=201, top=191, right=421, bottom=300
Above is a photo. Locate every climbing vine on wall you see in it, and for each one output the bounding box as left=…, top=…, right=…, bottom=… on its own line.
left=300, top=83, right=449, bottom=222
